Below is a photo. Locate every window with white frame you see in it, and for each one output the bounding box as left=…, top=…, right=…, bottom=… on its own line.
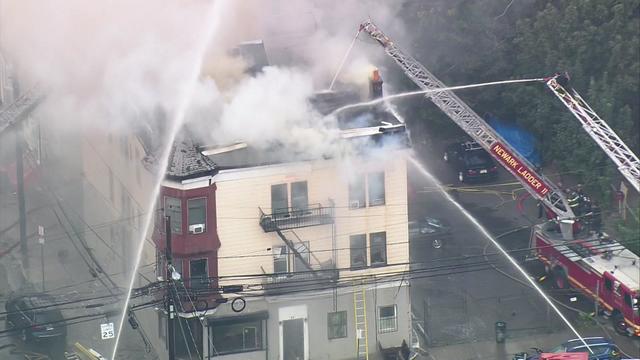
left=378, top=305, right=397, bottom=333
left=187, top=198, right=206, bottom=233
left=350, top=234, right=367, bottom=269
left=348, top=176, right=366, bottom=209
left=370, top=232, right=387, bottom=266
left=368, top=172, right=385, bottom=206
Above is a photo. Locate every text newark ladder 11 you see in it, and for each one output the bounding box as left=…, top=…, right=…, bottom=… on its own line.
left=358, top=20, right=575, bottom=220
left=353, top=283, right=369, bottom=360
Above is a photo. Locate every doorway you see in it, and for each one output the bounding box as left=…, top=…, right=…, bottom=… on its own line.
left=282, top=318, right=304, bottom=360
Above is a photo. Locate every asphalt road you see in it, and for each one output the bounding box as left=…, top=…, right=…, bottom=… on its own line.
left=407, top=138, right=640, bottom=358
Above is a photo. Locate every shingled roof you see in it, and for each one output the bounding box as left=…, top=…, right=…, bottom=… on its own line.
left=166, top=134, right=217, bottom=181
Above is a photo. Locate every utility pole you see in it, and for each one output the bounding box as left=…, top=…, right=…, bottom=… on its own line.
left=165, top=215, right=176, bottom=360
left=15, top=119, right=28, bottom=268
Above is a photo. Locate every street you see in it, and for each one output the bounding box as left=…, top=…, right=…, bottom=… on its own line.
left=407, top=137, right=640, bottom=359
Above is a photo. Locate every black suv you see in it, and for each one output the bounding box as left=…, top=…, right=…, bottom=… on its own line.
left=443, top=141, right=498, bottom=182
left=5, top=293, right=67, bottom=342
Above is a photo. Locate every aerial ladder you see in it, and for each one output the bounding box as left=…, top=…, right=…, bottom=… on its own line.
left=0, top=86, right=43, bottom=135
left=359, top=20, right=575, bottom=220
left=545, top=74, right=640, bottom=192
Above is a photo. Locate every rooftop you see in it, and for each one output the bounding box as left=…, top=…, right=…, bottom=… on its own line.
left=166, top=133, right=217, bottom=181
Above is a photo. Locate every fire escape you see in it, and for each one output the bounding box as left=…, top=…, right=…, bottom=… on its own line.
left=258, top=201, right=338, bottom=291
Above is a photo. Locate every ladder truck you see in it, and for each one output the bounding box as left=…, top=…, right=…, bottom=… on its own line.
left=358, top=20, right=574, bottom=221
left=545, top=74, right=640, bottom=193
left=359, top=21, right=640, bottom=337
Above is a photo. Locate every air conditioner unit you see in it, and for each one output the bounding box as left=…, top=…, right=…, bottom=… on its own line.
left=189, top=224, right=205, bottom=234
left=370, top=198, right=385, bottom=206
left=349, top=200, right=361, bottom=209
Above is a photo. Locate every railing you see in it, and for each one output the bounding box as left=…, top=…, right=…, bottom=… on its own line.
left=263, top=266, right=339, bottom=293
left=259, top=203, right=334, bottom=232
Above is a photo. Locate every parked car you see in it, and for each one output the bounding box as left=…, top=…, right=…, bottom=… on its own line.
left=443, top=141, right=498, bottom=183
left=409, top=216, right=451, bottom=248
left=5, top=293, right=67, bottom=342
left=514, top=337, right=621, bottom=360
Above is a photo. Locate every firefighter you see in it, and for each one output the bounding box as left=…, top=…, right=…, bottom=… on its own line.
left=567, top=190, right=582, bottom=216
left=590, top=201, right=602, bottom=235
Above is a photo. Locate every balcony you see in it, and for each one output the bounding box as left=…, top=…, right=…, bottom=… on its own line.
left=259, top=203, right=334, bottom=232
left=263, top=262, right=339, bottom=294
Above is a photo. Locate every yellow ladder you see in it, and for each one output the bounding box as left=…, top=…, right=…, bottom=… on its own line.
left=353, top=284, right=369, bottom=360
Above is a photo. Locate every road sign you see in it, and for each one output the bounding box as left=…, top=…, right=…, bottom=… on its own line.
left=100, top=322, right=115, bottom=340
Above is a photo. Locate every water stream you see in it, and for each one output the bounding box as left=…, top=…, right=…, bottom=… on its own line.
left=329, top=78, right=544, bottom=117
left=408, top=156, right=593, bottom=352
left=110, top=2, right=226, bottom=358
left=328, top=29, right=362, bottom=91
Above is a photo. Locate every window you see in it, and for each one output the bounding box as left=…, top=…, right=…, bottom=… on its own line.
left=189, top=259, right=208, bottom=289
left=370, top=232, right=387, bottom=266
left=368, top=172, right=385, bottom=206
left=604, top=277, right=612, bottom=291
left=172, top=258, right=183, bottom=278
left=210, top=319, right=264, bottom=355
left=350, top=234, right=366, bottom=269
left=291, top=181, right=308, bottom=213
left=624, top=292, right=632, bottom=308
left=378, top=305, right=397, bottom=333
left=271, top=184, right=288, bottom=217
left=164, top=196, right=182, bottom=234
left=348, top=176, right=366, bottom=209
left=273, top=246, right=288, bottom=273
left=187, top=198, right=206, bottom=233
left=293, top=242, right=310, bottom=272
left=327, top=311, right=347, bottom=339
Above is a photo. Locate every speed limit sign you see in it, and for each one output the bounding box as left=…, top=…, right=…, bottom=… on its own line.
left=101, top=322, right=115, bottom=339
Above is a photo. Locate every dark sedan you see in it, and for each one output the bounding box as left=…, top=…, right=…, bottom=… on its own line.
left=444, top=141, right=498, bottom=183
left=5, top=293, right=67, bottom=342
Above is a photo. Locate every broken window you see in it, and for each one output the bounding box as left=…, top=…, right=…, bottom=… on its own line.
left=273, top=246, right=288, bottom=273
left=350, top=234, right=367, bottom=269
left=164, top=196, right=182, bottom=234
left=271, top=184, right=288, bottom=217
left=370, top=232, right=387, bottom=266
left=349, top=176, right=366, bottom=209
left=327, top=311, right=347, bottom=339
left=368, top=172, right=385, bottom=206
left=187, top=198, right=206, bottom=233
left=189, top=258, right=208, bottom=289
left=291, top=181, right=308, bottom=213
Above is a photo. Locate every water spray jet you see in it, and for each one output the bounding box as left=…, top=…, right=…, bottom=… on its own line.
left=407, top=155, right=594, bottom=354
left=110, top=1, right=226, bottom=358
left=328, top=78, right=544, bottom=117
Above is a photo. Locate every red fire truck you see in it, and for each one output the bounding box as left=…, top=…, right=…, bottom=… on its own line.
left=359, top=20, right=640, bottom=338
left=531, top=222, right=640, bottom=336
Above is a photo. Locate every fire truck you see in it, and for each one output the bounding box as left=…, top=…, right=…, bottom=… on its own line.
left=358, top=21, right=640, bottom=337
left=532, top=223, right=640, bottom=336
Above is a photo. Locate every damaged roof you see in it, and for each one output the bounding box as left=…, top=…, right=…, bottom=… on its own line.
left=166, top=134, right=217, bottom=181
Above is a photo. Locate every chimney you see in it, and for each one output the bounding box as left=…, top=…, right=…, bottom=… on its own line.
left=369, top=68, right=383, bottom=99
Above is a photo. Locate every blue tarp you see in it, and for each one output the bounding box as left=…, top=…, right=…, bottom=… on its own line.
left=486, top=115, right=541, bottom=167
